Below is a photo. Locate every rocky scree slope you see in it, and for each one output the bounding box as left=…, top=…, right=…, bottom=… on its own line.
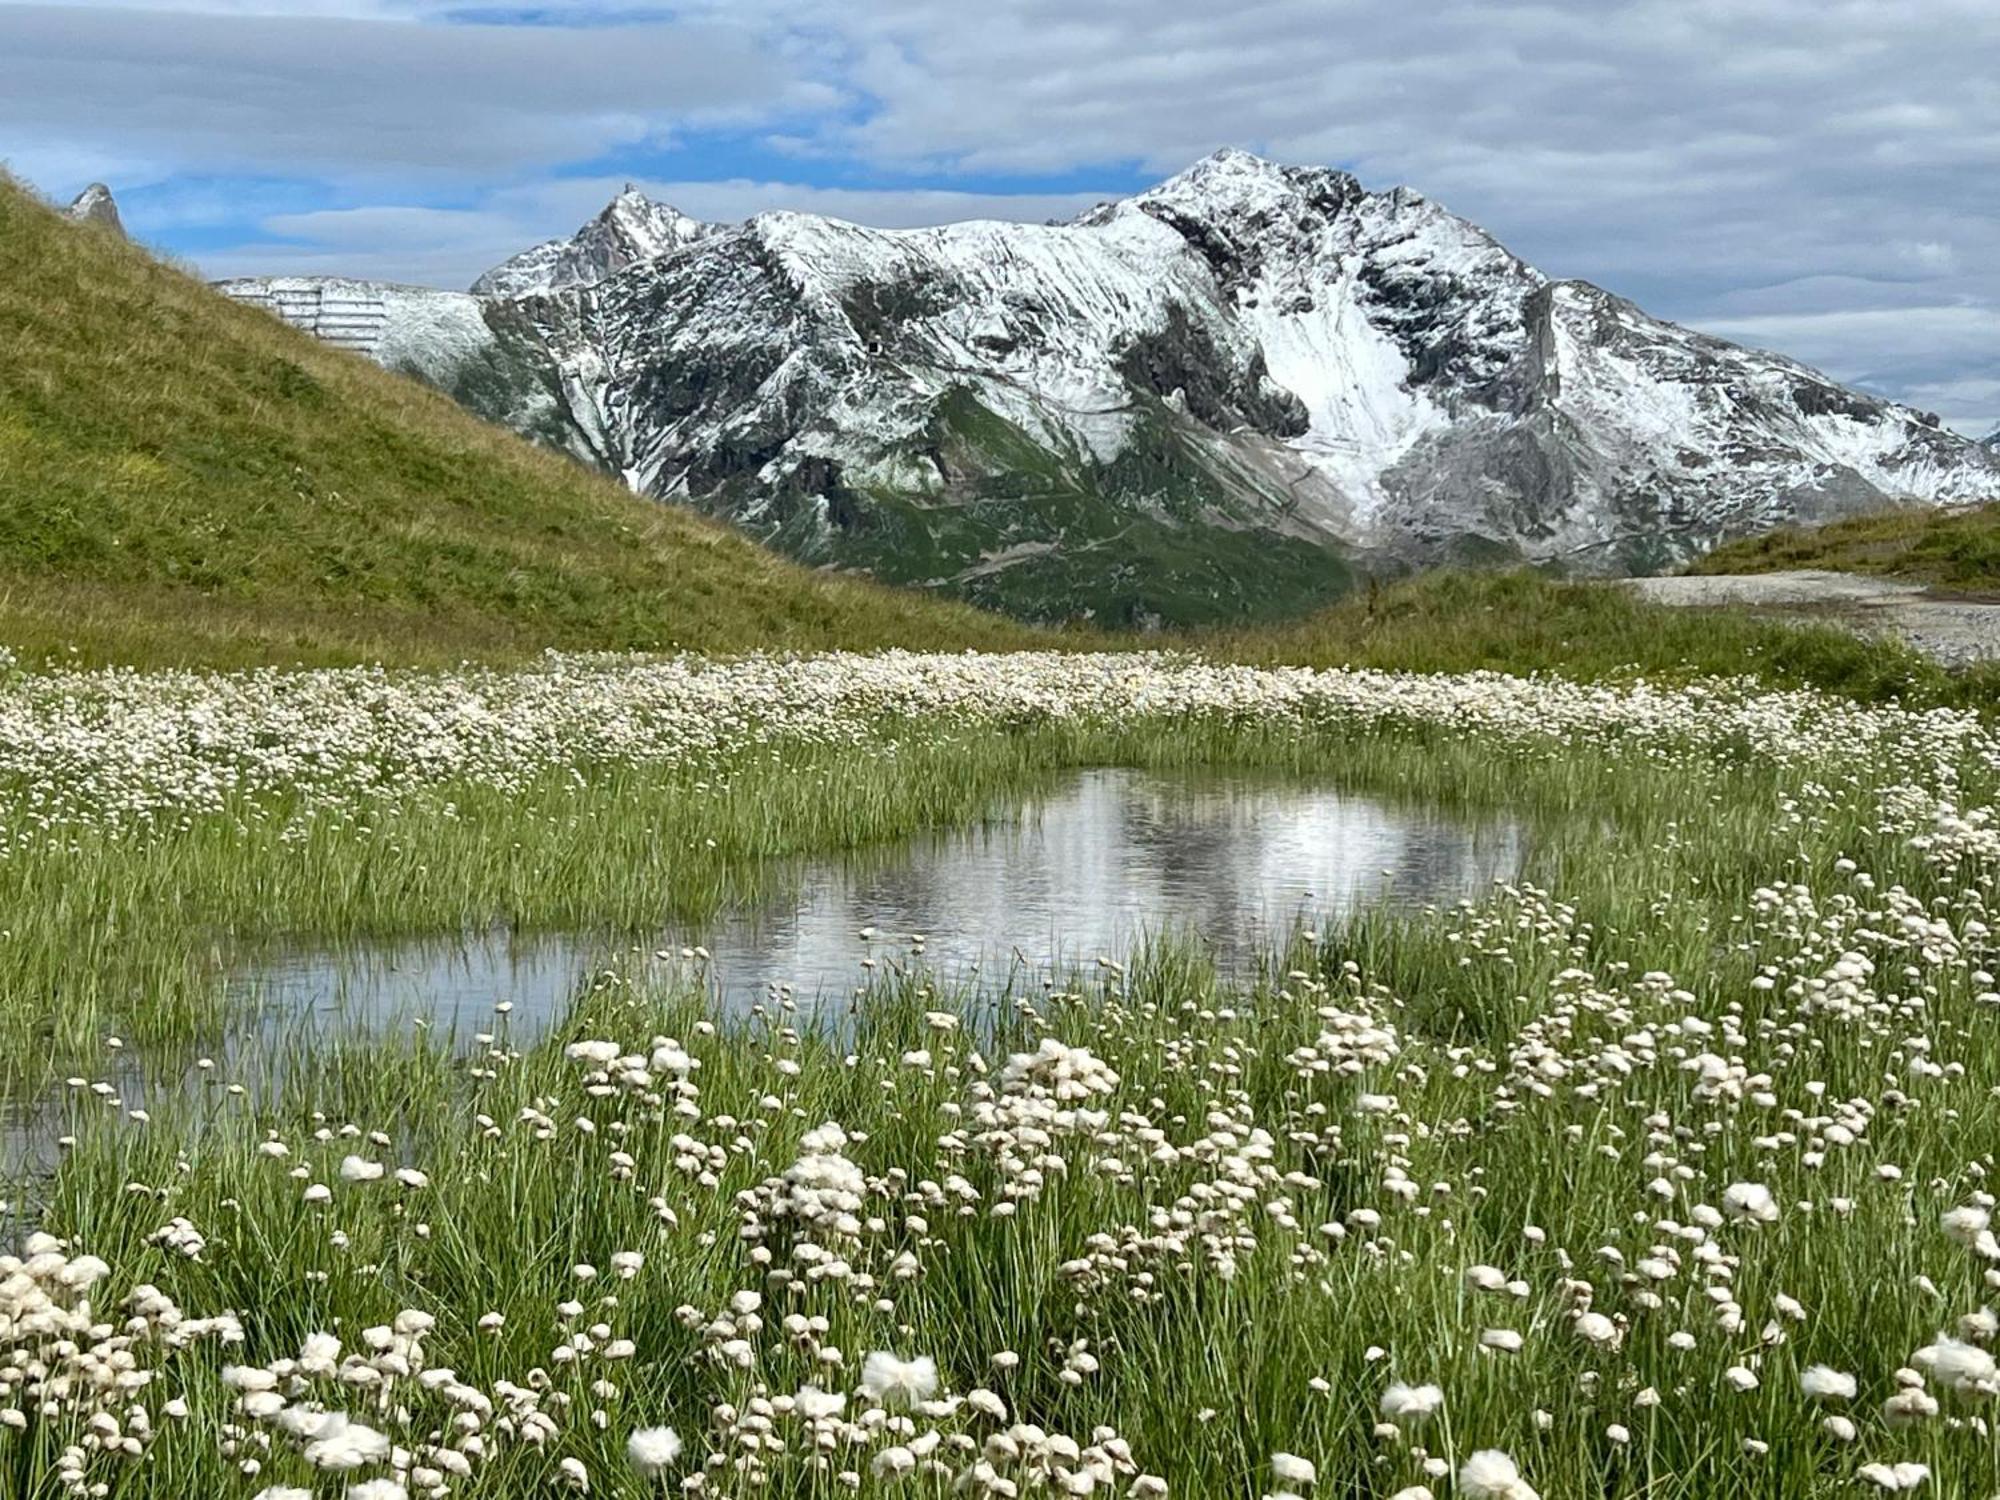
left=216, top=151, right=2000, bottom=627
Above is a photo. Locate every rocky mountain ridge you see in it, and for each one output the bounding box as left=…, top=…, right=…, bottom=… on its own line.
left=214, top=150, right=2000, bottom=625
left=65, top=183, right=122, bottom=235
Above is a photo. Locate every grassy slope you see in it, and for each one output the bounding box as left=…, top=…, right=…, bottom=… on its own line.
left=1693, top=500, right=2000, bottom=592
left=0, top=177, right=1033, bottom=667
left=1209, top=569, right=2000, bottom=709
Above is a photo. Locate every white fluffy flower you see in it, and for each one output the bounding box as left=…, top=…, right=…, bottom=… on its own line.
left=872, top=1446, right=917, bottom=1479
left=1458, top=1449, right=1537, bottom=1500
left=300, top=1414, right=392, bottom=1470
left=1270, top=1453, right=1316, bottom=1487
left=859, top=1351, right=939, bottom=1406
left=1857, top=1462, right=1931, bottom=1491
left=1574, top=1311, right=1619, bottom=1346
left=338, top=1156, right=383, bottom=1184
left=626, top=1426, right=683, bottom=1479
left=1800, top=1365, right=1857, bottom=1401
left=650, top=1041, right=694, bottom=1076
left=1379, top=1382, right=1444, bottom=1425
left=1721, top=1182, right=1778, bottom=1224
left=794, top=1385, right=846, bottom=1420
left=1915, top=1333, right=1999, bottom=1394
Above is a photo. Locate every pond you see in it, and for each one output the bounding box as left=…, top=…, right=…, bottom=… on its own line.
left=241, top=766, right=1526, bottom=1031
left=2, top=767, right=1524, bottom=1178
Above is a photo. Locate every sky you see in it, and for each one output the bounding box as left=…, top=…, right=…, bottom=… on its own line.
left=3, top=0, right=1996, bottom=437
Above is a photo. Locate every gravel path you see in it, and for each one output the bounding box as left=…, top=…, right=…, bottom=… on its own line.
left=1624, top=570, right=2000, bottom=668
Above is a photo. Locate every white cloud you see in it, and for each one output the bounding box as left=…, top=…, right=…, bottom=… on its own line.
left=0, top=3, right=803, bottom=181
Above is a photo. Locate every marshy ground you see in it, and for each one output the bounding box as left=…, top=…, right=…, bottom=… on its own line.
left=2, top=649, right=1997, bottom=1499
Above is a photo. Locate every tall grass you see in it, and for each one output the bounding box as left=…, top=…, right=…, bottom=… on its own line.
left=1, top=651, right=1994, bottom=1496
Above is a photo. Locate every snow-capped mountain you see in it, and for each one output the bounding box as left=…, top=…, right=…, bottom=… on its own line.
left=66, top=183, right=122, bottom=235
left=216, top=150, right=2000, bottom=624
left=470, top=187, right=717, bottom=299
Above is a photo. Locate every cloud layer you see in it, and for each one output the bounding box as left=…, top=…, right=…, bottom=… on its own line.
left=5, top=0, right=1995, bottom=434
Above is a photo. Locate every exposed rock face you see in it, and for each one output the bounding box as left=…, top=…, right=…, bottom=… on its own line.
left=214, top=150, right=2000, bottom=625
left=471, top=188, right=716, bottom=299
left=65, top=183, right=122, bottom=235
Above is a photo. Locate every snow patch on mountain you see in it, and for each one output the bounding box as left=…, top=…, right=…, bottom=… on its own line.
left=215, top=276, right=494, bottom=371
left=65, top=183, right=122, bottom=235
left=472, top=189, right=717, bottom=299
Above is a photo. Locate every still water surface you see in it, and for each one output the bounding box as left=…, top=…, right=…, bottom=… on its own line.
left=2, top=768, right=1523, bottom=1179
left=243, top=767, right=1526, bottom=1032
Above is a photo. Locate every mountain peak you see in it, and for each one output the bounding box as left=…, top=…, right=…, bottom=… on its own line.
left=65, top=183, right=123, bottom=235
left=1128, top=149, right=1367, bottom=243
left=1146, top=147, right=1351, bottom=200
left=471, top=187, right=712, bottom=298
left=597, top=186, right=702, bottom=238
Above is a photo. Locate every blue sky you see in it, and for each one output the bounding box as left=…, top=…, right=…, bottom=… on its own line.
left=4, top=0, right=1996, bottom=435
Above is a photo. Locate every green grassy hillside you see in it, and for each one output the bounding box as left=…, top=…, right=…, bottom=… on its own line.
left=0, top=177, right=1032, bottom=667
left=1693, top=501, right=2000, bottom=592
left=1212, top=568, right=1999, bottom=708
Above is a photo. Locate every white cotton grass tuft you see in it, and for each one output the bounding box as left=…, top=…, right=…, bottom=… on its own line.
left=1573, top=1311, right=1619, bottom=1346
left=1941, top=1204, right=1990, bottom=1245
left=1721, top=1182, right=1778, bottom=1224
left=794, top=1385, right=846, bottom=1420
left=626, top=1425, right=683, bottom=1479
left=1271, top=1452, right=1317, bottom=1486
left=344, top=1482, right=408, bottom=1500
left=859, top=1351, right=939, bottom=1406
left=1914, top=1332, right=1999, bottom=1394
left=298, top=1413, right=392, bottom=1470
left=1459, top=1448, right=1538, bottom=1500
left=1379, top=1382, right=1444, bottom=1425
left=1800, top=1364, right=1857, bottom=1401
left=1857, top=1462, right=1931, bottom=1491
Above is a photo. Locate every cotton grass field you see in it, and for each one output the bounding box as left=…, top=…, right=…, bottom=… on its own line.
left=3, top=647, right=1999, bottom=1499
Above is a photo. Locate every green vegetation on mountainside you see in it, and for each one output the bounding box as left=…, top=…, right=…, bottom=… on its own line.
left=1694, top=501, right=2000, bottom=592
left=0, top=176, right=1032, bottom=667
left=703, top=386, right=1354, bottom=628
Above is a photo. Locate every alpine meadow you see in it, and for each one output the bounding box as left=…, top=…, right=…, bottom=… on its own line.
left=4, top=9, right=2000, bottom=1500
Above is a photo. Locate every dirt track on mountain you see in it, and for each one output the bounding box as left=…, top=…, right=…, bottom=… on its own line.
left=1624, top=571, right=2000, bottom=668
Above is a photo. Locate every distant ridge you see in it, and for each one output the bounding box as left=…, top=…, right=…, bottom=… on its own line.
left=217, top=150, right=2000, bottom=626
left=64, top=182, right=122, bottom=235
